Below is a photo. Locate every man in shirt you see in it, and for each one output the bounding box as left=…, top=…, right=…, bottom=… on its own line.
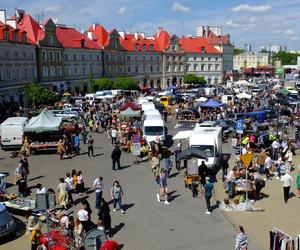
left=36, top=183, right=47, bottom=195
left=271, top=139, right=280, bottom=160
left=111, top=145, right=121, bottom=171
left=87, top=134, right=94, bottom=157
left=264, top=153, right=272, bottom=180
left=202, top=177, right=215, bottom=215
left=77, top=202, right=89, bottom=232
left=111, top=127, right=118, bottom=145
left=65, top=173, right=74, bottom=205
left=93, top=176, right=104, bottom=209
left=281, top=172, right=293, bottom=203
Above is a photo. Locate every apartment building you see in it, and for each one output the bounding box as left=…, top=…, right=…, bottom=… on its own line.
left=233, top=52, right=270, bottom=71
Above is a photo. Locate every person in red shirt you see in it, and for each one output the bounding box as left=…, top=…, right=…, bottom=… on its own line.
left=99, top=240, right=120, bottom=250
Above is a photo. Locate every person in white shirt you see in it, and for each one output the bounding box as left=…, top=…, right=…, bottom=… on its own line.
left=65, top=172, right=74, bottom=205
left=241, top=146, right=248, bottom=155
left=272, top=139, right=280, bottom=160
left=77, top=203, right=89, bottom=232
left=281, top=172, right=293, bottom=203
left=36, top=183, right=47, bottom=194
left=264, top=153, right=272, bottom=180
left=93, top=176, right=104, bottom=209
left=110, top=127, right=118, bottom=144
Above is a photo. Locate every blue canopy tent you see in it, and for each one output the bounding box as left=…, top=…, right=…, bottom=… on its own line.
left=198, top=99, right=224, bottom=108
left=166, top=85, right=177, bottom=91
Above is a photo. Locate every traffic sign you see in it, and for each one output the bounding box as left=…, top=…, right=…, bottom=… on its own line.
left=240, top=153, right=254, bottom=168
left=236, top=120, right=244, bottom=134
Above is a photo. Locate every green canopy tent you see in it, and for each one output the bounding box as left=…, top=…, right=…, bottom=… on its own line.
left=119, top=108, right=141, bottom=117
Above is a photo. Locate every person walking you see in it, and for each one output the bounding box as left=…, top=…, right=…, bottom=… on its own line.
left=93, top=176, right=104, bottom=209
left=74, top=134, right=80, bottom=155
left=110, top=127, right=118, bottom=145
left=111, top=145, right=121, bottom=171
left=16, top=173, right=28, bottom=197
left=174, top=140, right=182, bottom=171
left=151, top=153, right=160, bottom=183
left=157, top=169, right=169, bottom=205
left=281, top=171, right=293, bottom=203
left=98, top=198, right=112, bottom=237
left=198, top=161, right=208, bottom=185
left=111, top=181, right=125, bottom=214
left=76, top=171, right=84, bottom=194
left=57, top=139, right=65, bottom=160
left=264, top=152, right=272, bottom=180
left=235, top=226, right=249, bottom=250
left=165, top=153, right=172, bottom=178
left=65, top=173, right=74, bottom=205
left=87, top=134, right=94, bottom=157
left=57, top=177, right=69, bottom=210
left=77, top=202, right=90, bottom=233
left=20, top=155, right=30, bottom=176
left=201, top=177, right=215, bottom=215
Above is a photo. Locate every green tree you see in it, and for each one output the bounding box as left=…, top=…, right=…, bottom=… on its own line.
left=91, top=78, right=114, bottom=92
left=234, top=48, right=244, bottom=55
left=25, top=84, right=57, bottom=106
left=113, top=77, right=139, bottom=90
left=183, top=74, right=199, bottom=85
left=198, top=76, right=207, bottom=85
left=273, top=51, right=299, bottom=65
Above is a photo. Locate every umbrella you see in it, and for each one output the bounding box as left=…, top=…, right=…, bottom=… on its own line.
left=198, top=99, right=223, bottom=108
left=195, top=97, right=208, bottom=102
left=63, top=92, right=71, bottom=96
left=176, top=147, right=208, bottom=161
left=166, top=85, right=177, bottom=90
left=236, top=92, right=251, bottom=99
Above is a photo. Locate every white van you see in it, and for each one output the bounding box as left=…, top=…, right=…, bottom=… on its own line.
left=221, top=95, right=234, bottom=105
left=141, top=102, right=155, bottom=111
left=189, top=127, right=222, bottom=168
left=143, top=118, right=165, bottom=143
left=84, top=94, right=95, bottom=105
left=0, top=117, right=28, bottom=149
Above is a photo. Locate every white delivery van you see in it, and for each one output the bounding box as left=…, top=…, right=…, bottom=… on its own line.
left=221, top=95, right=234, bottom=105
left=141, top=102, right=155, bottom=111
left=84, top=94, right=95, bottom=105
left=189, top=127, right=222, bottom=168
left=142, top=114, right=162, bottom=124
left=111, top=89, right=123, bottom=97
left=0, top=117, right=28, bottom=149
left=143, top=118, right=165, bottom=143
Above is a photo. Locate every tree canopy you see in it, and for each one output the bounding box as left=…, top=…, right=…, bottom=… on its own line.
left=183, top=74, right=207, bottom=86
left=25, top=84, right=58, bottom=106
left=91, top=78, right=114, bottom=92
left=113, top=77, right=139, bottom=90
left=272, top=51, right=300, bottom=65
left=234, top=48, right=244, bottom=55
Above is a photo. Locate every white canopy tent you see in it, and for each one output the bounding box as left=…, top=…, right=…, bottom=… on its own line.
left=234, top=80, right=255, bottom=87
left=195, top=97, right=208, bottom=102
left=236, top=92, right=252, bottom=99
left=25, top=109, right=62, bottom=132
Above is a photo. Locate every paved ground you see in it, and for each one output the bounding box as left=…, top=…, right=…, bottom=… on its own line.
left=0, top=117, right=242, bottom=250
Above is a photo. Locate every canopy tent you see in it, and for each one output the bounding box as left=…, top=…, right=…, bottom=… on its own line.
left=25, top=109, right=62, bottom=132
left=166, top=85, right=177, bottom=90
left=198, top=99, right=224, bottom=108
left=234, top=80, right=255, bottom=87
left=62, top=92, right=71, bottom=96
left=119, top=102, right=140, bottom=112
left=119, top=108, right=141, bottom=117
left=176, top=147, right=208, bottom=161
left=195, top=97, right=208, bottom=102
left=236, top=92, right=252, bottom=99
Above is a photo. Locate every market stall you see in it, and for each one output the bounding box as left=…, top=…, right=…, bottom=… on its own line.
left=24, top=109, right=62, bottom=153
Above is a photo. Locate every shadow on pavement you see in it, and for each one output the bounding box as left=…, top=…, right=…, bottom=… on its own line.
left=28, top=175, right=45, bottom=182
left=120, top=165, right=131, bottom=170
left=0, top=216, right=26, bottom=245
left=169, top=172, right=180, bottom=178
left=112, top=222, right=125, bottom=235
left=123, top=203, right=135, bottom=211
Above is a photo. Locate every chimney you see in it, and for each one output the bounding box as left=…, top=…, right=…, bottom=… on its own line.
left=7, top=19, right=17, bottom=29
left=134, top=32, right=138, bottom=39
left=0, top=10, right=6, bottom=24
left=92, top=23, right=98, bottom=30
left=195, top=26, right=204, bottom=37
left=206, top=26, right=209, bottom=38
left=118, top=31, right=125, bottom=39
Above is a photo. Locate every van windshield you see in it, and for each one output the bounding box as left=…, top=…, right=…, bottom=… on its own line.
left=145, top=126, right=164, bottom=136
left=191, top=145, right=214, bottom=157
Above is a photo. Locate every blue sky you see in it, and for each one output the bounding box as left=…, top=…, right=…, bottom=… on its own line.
left=3, top=0, right=300, bottom=50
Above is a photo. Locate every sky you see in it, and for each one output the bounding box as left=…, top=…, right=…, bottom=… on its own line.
left=2, top=0, right=300, bottom=51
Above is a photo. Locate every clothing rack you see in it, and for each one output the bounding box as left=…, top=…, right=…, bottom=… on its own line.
left=273, top=227, right=292, bottom=240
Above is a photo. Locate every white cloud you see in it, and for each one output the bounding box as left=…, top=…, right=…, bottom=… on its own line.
left=44, top=5, right=61, bottom=13
left=290, top=36, right=299, bottom=41
left=232, top=4, right=271, bottom=13
left=285, top=29, right=295, bottom=36
left=226, top=18, right=256, bottom=31
left=171, top=3, right=191, bottom=13
left=118, top=6, right=126, bottom=15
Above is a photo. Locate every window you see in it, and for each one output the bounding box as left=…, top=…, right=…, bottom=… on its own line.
left=42, top=51, right=47, bottom=61
left=65, top=54, right=69, bottom=61
left=166, top=65, right=170, bottom=72
left=127, top=66, right=131, bottom=73
left=193, top=64, right=197, bottom=71
left=73, top=54, right=77, bottom=61
left=96, top=55, right=100, bottom=61
left=65, top=67, right=70, bottom=76
left=7, top=67, right=12, bottom=80
left=156, top=56, right=160, bottom=60
left=135, top=66, right=139, bottom=73
left=166, top=56, right=169, bottom=61
left=208, top=64, right=212, bottom=71
left=57, top=52, right=61, bottom=61
left=208, top=57, right=211, bottom=61
left=201, top=64, right=205, bottom=71
left=156, top=65, right=160, bottom=72
left=14, top=51, right=18, bottom=59
left=150, top=65, right=153, bottom=72
left=23, top=52, right=26, bottom=59
left=119, top=54, right=123, bottom=61
left=48, top=35, right=54, bottom=45
left=215, top=57, right=218, bottom=61
left=127, top=55, right=130, bottom=61
left=43, top=67, right=48, bottom=77
left=135, top=44, right=139, bottom=51
left=142, top=45, right=146, bottom=51
left=215, top=64, right=219, bottom=71
left=186, top=64, right=190, bottom=71
left=135, top=55, right=138, bottom=61
left=90, top=66, right=93, bottom=74
left=57, top=66, right=62, bottom=76
left=90, top=54, right=93, bottom=60
left=172, top=45, right=177, bottom=51
left=13, top=32, right=18, bottom=42
left=119, top=66, right=123, bottom=73
left=150, top=45, right=154, bottom=51
left=113, top=41, right=117, bottom=48
left=49, top=51, right=54, bottom=61
left=82, top=54, right=85, bottom=61
left=82, top=67, right=86, bottom=75
left=173, top=56, right=176, bottom=61
left=81, top=40, right=85, bottom=48
left=179, top=65, right=182, bottom=72
left=143, top=66, right=146, bottom=73
left=193, top=57, right=197, bottom=61
left=22, top=33, right=26, bottom=43
left=32, top=68, right=35, bottom=78
left=150, top=56, right=153, bottom=61
left=74, top=67, right=78, bottom=75
left=4, top=31, right=8, bottom=40
left=201, top=47, right=206, bottom=53
left=24, top=68, right=28, bottom=79
left=215, top=78, right=218, bottom=84
left=50, top=66, right=55, bottom=77
left=201, top=57, right=204, bottom=61
left=179, top=56, right=182, bottom=61
left=142, top=56, right=146, bottom=61
left=16, top=68, right=20, bottom=79
left=174, top=65, right=177, bottom=72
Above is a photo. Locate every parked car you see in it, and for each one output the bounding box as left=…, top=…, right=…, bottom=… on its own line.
left=171, top=94, right=184, bottom=104
left=0, top=203, right=16, bottom=238
left=51, top=110, right=79, bottom=119
left=64, top=107, right=84, bottom=118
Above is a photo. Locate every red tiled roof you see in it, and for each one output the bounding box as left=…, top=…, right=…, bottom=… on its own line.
left=0, top=19, right=29, bottom=43
left=17, top=14, right=44, bottom=44
left=207, top=31, right=229, bottom=45
left=119, top=33, right=162, bottom=52
left=179, top=37, right=221, bottom=54
left=87, top=24, right=109, bottom=47
left=155, top=29, right=170, bottom=51
left=56, top=26, right=101, bottom=49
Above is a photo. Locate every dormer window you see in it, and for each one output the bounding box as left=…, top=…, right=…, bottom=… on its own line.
left=81, top=40, right=85, bottom=48
left=172, top=45, right=177, bottom=51
left=150, top=45, right=154, bottom=51
left=48, top=35, right=54, bottom=45
left=201, top=46, right=206, bottom=53
left=4, top=31, right=9, bottom=41
left=135, top=44, right=139, bottom=51
left=13, top=32, right=18, bottom=42
left=21, top=32, right=26, bottom=43
left=142, top=44, right=146, bottom=51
